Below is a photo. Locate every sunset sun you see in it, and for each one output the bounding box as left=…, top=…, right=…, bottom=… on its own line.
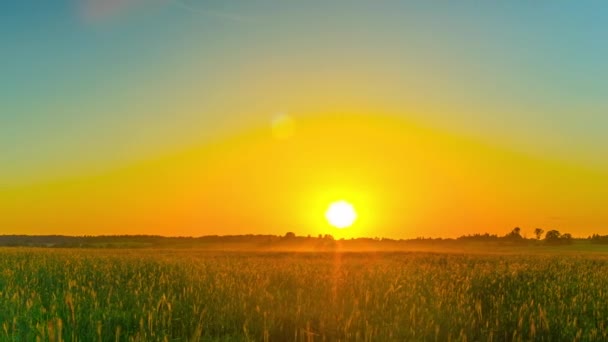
left=325, top=200, right=358, bottom=229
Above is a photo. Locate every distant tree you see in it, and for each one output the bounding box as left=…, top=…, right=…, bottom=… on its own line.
left=534, top=228, right=544, bottom=240
left=561, top=233, right=573, bottom=244
left=323, top=234, right=334, bottom=241
left=284, top=232, right=296, bottom=239
left=545, top=230, right=562, bottom=244
left=505, top=227, right=523, bottom=240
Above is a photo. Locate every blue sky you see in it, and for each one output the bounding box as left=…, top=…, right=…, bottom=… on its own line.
left=2, top=1, right=608, bottom=183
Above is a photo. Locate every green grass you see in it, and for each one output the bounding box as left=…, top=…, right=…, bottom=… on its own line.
left=1, top=248, right=608, bottom=341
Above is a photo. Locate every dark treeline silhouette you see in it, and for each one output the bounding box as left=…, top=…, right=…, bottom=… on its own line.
left=0, top=227, right=597, bottom=249
left=457, top=227, right=575, bottom=245
left=589, top=234, right=608, bottom=244
left=0, top=234, right=337, bottom=250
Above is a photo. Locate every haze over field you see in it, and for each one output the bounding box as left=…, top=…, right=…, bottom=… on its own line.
left=2, top=1, right=608, bottom=238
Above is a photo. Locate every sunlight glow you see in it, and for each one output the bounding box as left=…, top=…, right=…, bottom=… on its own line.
left=326, top=200, right=357, bottom=229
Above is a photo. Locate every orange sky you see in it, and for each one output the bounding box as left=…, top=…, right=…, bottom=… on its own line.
left=4, top=2, right=608, bottom=238
left=2, top=114, right=607, bottom=239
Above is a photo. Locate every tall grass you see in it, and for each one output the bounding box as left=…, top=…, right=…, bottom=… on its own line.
left=0, top=249, right=607, bottom=341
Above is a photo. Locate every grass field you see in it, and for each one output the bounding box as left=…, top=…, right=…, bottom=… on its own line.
left=1, top=248, right=608, bottom=341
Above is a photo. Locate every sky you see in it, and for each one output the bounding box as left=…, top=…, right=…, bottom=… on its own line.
left=1, top=1, right=608, bottom=238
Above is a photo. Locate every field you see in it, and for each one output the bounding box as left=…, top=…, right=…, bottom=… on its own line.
left=1, top=248, right=608, bottom=341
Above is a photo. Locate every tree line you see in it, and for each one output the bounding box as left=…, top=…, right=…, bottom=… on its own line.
left=0, top=229, right=606, bottom=248
left=457, top=227, right=575, bottom=244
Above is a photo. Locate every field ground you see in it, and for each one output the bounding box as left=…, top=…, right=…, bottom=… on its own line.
left=1, top=246, right=608, bottom=341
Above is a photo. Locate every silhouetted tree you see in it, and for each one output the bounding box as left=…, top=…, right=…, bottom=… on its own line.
left=561, top=233, right=573, bottom=244
left=545, top=230, right=562, bottom=244
left=284, top=232, right=296, bottom=239
left=534, top=228, right=544, bottom=240
left=505, top=227, right=523, bottom=240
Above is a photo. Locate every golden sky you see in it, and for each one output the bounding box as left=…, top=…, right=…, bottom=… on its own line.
left=3, top=114, right=607, bottom=238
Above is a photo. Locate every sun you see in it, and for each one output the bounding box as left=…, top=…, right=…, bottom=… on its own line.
left=325, top=200, right=358, bottom=229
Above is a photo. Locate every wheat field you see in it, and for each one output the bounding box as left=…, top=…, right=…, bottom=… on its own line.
left=1, top=248, right=607, bottom=341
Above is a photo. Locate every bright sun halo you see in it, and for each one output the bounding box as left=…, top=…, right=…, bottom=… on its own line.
left=326, top=201, right=357, bottom=229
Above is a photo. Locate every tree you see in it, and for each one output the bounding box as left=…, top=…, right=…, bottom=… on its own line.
left=284, top=232, right=296, bottom=239
left=545, top=230, right=561, bottom=244
left=561, top=233, right=573, bottom=244
left=505, top=227, right=523, bottom=240
left=534, top=228, right=544, bottom=240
